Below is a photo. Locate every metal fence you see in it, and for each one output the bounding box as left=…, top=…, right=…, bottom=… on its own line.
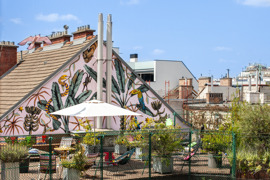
left=0, top=129, right=240, bottom=180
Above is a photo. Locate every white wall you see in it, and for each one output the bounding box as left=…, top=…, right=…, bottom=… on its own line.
left=149, top=61, right=198, bottom=97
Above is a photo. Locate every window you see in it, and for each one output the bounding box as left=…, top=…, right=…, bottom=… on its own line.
left=140, top=73, right=154, bottom=82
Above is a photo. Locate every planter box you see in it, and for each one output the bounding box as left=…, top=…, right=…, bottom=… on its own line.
left=135, top=147, right=148, bottom=161
left=114, top=144, right=127, bottom=155
left=208, top=153, right=222, bottom=168
left=153, top=156, right=173, bottom=174
left=20, top=156, right=30, bottom=173
left=63, top=168, right=80, bottom=180
left=1, top=162, right=20, bottom=180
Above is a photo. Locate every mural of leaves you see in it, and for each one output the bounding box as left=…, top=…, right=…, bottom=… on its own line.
left=127, top=73, right=137, bottom=91
left=114, top=59, right=125, bottom=93
left=84, top=65, right=107, bottom=88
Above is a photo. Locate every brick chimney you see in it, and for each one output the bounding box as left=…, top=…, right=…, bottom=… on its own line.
left=44, top=31, right=72, bottom=46
left=72, top=25, right=95, bottom=40
left=220, top=78, right=232, bottom=86
left=0, top=41, right=18, bottom=76
left=198, top=77, right=211, bottom=92
left=179, top=78, right=193, bottom=99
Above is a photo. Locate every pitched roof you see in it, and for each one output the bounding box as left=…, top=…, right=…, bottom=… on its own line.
left=0, top=37, right=96, bottom=118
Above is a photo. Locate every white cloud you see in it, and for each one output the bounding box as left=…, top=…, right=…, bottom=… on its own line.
left=152, top=49, right=165, bottom=55
left=237, top=0, right=270, bottom=7
left=10, top=18, right=22, bottom=24
left=120, top=0, right=140, bottom=5
left=36, top=13, right=80, bottom=22
left=133, top=46, right=143, bottom=50
left=213, top=46, right=232, bottom=51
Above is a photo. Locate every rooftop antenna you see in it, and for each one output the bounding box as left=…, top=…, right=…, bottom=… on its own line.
left=227, top=69, right=230, bottom=78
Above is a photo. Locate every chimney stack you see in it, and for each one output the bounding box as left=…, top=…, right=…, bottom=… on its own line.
left=45, top=26, right=72, bottom=46
left=130, top=54, right=138, bottom=62
left=72, top=25, right=95, bottom=40
left=198, top=76, right=211, bottom=92
left=0, top=41, right=18, bottom=76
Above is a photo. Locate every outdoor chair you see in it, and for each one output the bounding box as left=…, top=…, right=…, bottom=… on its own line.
left=105, top=148, right=136, bottom=175
left=174, top=138, right=202, bottom=171
left=37, top=154, right=59, bottom=180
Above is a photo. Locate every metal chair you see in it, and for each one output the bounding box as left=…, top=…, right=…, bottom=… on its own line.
left=106, top=148, right=136, bottom=174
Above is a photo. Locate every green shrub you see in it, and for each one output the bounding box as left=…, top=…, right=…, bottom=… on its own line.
left=0, top=144, right=28, bottom=162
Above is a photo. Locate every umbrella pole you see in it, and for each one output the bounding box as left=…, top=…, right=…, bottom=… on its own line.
left=94, top=117, right=96, bottom=146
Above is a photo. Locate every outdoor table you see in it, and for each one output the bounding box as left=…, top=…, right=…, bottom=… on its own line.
left=54, top=147, right=76, bottom=160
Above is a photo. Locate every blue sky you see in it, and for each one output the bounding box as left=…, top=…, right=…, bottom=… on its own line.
left=1, top=0, right=270, bottom=79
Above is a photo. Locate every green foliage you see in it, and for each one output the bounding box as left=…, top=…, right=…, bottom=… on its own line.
left=138, top=120, right=183, bottom=157
left=202, top=131, right=231, bottom=154
left=115, top=135, right=129, bottom=146
left=19, top=136, right=35, bottom=148
left=0, top=144, right=28, bottom=162
left=228, top=149, right=270, bottom=174
left=61, top=144, right=88, bottom=172
left=227, top=97, right=270, bottom=174
left=150, top=123, right=183, bottom=157
left=83, top=132, right=100, bottom=146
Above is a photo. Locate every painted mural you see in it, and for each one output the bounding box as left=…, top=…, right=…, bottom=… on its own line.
left=0, top=40, right=188, bottom=136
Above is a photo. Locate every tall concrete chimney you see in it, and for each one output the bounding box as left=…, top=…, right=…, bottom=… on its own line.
left=248, top=75, right=251, bottom=91
left=106, top=14, right=112, bottom=129
left=97, top=13, right=104, bottom=129
left=256, top=69, right=259, bottom=92
left=211, top=75, right=213, bottom=92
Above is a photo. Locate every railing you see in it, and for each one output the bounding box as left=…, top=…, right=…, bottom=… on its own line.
left=0, top=129, right=242, bottom=180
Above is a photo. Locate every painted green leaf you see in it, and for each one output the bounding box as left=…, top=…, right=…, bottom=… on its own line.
left=51, top=82, right=63, bottom=111
left=84, top=65, right=97, bottom=81
left=84, top=65, right=106, bottom=88
left=52, top=119, right=61, bottom=130
left=90, top=92, right=97, bottom=100
left=112, top=76, right=121, bottom=95
left=73, top=64, right=75, bottom=71
left=65, top=96, right=77, bottom=107
left=127, top=73, right=137, bottom=91
left=114, top=59, right=125, bottom=93
left=38, top=100, right=60, bottom=119
left=38, top=100, right=54, bottom=112
left=63, top=69, right=69, bottom=72
left=76, top=90, right=92, bottom=104
left=14, top=113, right=20, bottom=116
left=146, top=96, right=149, bottom=104
left=136, top=104, right=154, bottom=117
left=69, top=70, right=84, bottom=98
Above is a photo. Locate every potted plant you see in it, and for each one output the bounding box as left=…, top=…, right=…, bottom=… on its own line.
left=83, top=132, right=100, bottom=154
left=114, top=135, right=129, bottom=155
left=18, top=136, right=35, bottom=173
left=79, top=119, right=100, bottom=154
left=202, top=130, right=230, bottom=168
left=139, top=120, right=183, bottom=174
left=61, top=144, right=88, bottom=180
left=0, top=144, right=29, bottom=180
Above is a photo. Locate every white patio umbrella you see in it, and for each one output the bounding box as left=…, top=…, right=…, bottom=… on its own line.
left=51, top=100, right=141, bottom=143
